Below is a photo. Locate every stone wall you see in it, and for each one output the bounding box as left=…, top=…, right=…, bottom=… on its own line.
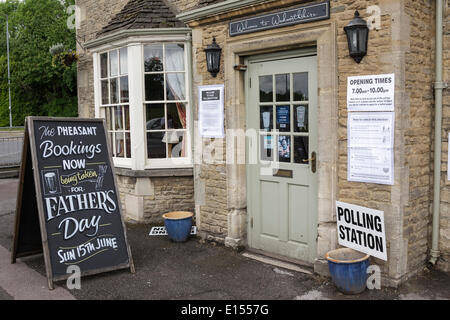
left=438, top=0, right=450, bottom=272
left=76, top=0, right=130, bottom=118
left=186, top=0, right=437, bottom=286
left=117, top=174, right=195, bottom=224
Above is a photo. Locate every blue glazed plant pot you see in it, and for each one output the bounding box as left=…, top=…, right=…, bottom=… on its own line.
left=162, top=211, right=194, bottom=242
left=325, top=248, right=370, bottom=295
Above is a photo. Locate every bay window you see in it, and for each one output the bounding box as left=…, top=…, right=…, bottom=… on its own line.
left=92, top=31, right=192, bottom=170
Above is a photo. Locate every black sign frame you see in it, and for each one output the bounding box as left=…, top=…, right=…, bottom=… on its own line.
left=229, top=1, right=330, bottom=37
left=11, top=117, right=135, bottom=289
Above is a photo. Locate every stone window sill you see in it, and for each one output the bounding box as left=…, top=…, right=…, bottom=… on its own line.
left=114, top=167, right=193, bottom=178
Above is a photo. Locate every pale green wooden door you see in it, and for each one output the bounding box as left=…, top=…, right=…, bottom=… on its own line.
left=246, top=52, right=318, bottom=263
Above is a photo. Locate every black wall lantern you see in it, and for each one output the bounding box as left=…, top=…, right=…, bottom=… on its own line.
left=344, top=11, right=369, bottom=63
left=204, top=37, right=222, bottom=77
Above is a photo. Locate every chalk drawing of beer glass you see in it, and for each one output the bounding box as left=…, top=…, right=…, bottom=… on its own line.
left=44, top=172, right=58, bottom=194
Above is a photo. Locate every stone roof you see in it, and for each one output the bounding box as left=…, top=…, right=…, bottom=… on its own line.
left=98, top=0, right=185, bottom=37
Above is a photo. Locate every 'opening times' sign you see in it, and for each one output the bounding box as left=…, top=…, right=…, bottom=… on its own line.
left=347, top=74, right=395, bottom=112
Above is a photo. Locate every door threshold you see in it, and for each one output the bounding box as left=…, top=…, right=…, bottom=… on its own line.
left=242, top=249, right=314, bottom=276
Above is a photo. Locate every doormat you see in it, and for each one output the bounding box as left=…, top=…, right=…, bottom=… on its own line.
left=149, top=226, right=197, bottom=236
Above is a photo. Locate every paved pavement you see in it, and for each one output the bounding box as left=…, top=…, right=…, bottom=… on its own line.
left=0, top=178, right=449, bottom=300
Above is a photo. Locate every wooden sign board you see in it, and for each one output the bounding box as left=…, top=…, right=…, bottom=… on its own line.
left=11, top=117, right=134, bottom=289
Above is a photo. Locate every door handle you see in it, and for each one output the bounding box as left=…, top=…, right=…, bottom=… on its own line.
left=302, top=152, right=316, bottom=173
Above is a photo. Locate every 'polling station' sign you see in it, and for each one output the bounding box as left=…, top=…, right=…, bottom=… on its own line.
left=336, top=201, right=387, bottom=261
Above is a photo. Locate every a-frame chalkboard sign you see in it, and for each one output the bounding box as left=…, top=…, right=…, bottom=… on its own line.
left=11, top=117, right=135, bottom=289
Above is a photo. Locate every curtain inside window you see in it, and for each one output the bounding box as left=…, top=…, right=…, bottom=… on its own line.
left=166, top=45, right=187, bottom=157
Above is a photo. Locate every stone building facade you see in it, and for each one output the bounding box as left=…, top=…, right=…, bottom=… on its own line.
left=75, top=0, right=450, bottom=286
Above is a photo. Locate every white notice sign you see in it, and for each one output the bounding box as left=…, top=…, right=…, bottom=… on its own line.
left=347, top=74, right=395, bottom=111
left=199, top=84, right=225, bottom=138
left=348, top=113, right=395, bottom=149
left=348, top=147, right=394, bottom=185
left=336, top=201, right=387, bottom=261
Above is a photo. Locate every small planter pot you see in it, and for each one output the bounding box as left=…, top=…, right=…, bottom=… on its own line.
left=325, top=248, right=370, bottom=294
left=162, top=211, right=194, bottom=242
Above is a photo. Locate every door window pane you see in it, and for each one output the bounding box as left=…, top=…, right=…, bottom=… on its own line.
left=294, top=136, right=309, bottom=164
left=260, top=135, right=273, bottom=161
left=294, top=105, right=308, bottom=133
left=165, top=44, right=185, bottom=71
left=147, top=132, right=166, bottom=158
left=276, top=74, right=290, bottom=101
left=278, top=135, right=291, bottom=163
left=276, top=105, right=290, bottom=132
left=145, top=104, right=165, bottom=130
left=145, top=74, right=164, bottom=101
left=260, top=106, right=273, bottom=131
left=110, top=50, right=119, bottom=77
left=293, top=72, right=308, bottom=101
left=144, top=45, right=164, bottom=72
left=166, top=73, right=185, bottom=100
left=259, top=75, right=273, bottom=102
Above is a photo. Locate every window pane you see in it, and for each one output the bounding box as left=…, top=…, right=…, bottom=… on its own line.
left=259, top=75, right=273, bottom=102
left=114, top=106, right=123, bottom=130
left=276, top=74, right=290, bottom=102
left=165, top=44, right=185, bottom=71
left=276, top=105, right=290, bottom=132
left=100, top=53, right=108, bottom=78
left=120, top=76, right=129, bottom=103
left=125, top=132, right=132, bottom=158
left=144, top=44, right=163, bottom=72
left=278, top=135, right=291, bottom=163
left=145, top=74, right=164, bottom=101
left=101, top=80, right=109, bottom=105
left=124, top=105, right=130, bottom=130
left=166, top=73, right=185, bottom=100
left=293, top=72, right=308, bottom=101
left=168, top=131, right=186, bottom=158
left=115, top=132, right=125, bottom=158
left=110, top=50, right=119, bottom=77
left=294, top=136, right=309, bottom=164
left=105, top=107, right=113, bottom=130
left=167, top=103, right=186, bottom=129
left=260, top=106, right=273, bottom=131
left=120, top=47, right=128, bottom=75
left=145, top=104, right=165, bottom=130
left=294, top=105, right=308, bottom=133
left=260, top=135, right=273, bottom=161
left=110, top=78, right=119, bottom=104
left=147, top=132, right=166, bottom=159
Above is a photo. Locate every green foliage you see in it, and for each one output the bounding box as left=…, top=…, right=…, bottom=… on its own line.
left=0, top=0, right=78, bottom=126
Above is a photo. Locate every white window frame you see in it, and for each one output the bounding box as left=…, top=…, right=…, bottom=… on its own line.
left=92, top=31, right=193, bottom=170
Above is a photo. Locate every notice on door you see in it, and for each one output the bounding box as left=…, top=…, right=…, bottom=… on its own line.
left=336, top=201, right=387, bottom=261
left=347, top=74, right=395, bottom=112
left=198, top=84, right=225, bottom=138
